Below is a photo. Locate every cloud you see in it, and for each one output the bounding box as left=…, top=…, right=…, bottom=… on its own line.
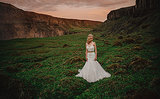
left=0, top=0, right=135, bottom=21
left=0, top=0, right=135, bottom=11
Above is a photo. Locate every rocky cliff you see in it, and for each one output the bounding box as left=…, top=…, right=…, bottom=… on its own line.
left=94, top=0, right=160, bottom=36
left=136, top=0, right=160, bottom=9
left=0, top=2, right=102, bottom=40
left=107, top=0, right=160, bottom=20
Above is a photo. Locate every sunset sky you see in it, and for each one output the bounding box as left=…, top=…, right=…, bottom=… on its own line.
left=0, top=0, right=135, bottom=22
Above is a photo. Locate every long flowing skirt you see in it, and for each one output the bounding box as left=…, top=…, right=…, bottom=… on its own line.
left=75, top=52, right=111, bottom=83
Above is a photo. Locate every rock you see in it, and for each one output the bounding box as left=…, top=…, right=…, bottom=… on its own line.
left=107, top=0, right=160, bottom=20
left=107, top=6, right=135, bottom=20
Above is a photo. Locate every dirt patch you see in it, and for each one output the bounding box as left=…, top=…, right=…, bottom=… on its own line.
left=114, top=55, right=122, bottom=57
left=63, top=56, right=85, bottom=65
left=118, top=35, right=123, bottom=39
left=122, top=38, right=136, bottom=44
left=104, top=40, right=110, bottom=45
left=63, top=44, right=71, bottom=48
left=28, top=62, right=43, bottom=70
left=114, top=69, right=127, bottom=75
left=15, top=56, right=51, bottom=63
left=33, top=74, right=55, bottom=83
left=128, top=56, right=152, bottom=71
left=131, top=45, right=144, bottom=51
left=107, top=63, right=126, bottom=70
left=62, top=70, right=78, bottom=76
left=55, top=77, right=87, bottom=98
left=123, top=35, right=142, bottom=44
left=110, top=57, right=124, bottom=63
left=113, top=40, right=122, bottom=46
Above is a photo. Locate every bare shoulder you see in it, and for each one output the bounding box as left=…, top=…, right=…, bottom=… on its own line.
left=93, top=42, right=96, bottom=46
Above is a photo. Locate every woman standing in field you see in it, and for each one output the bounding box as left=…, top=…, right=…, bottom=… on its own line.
left=75, top=34, right=111, bottom=83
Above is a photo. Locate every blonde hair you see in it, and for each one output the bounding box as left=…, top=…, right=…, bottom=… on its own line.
left=87, top=34, right=93, bottom=44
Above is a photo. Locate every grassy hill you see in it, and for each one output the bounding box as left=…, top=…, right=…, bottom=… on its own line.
left=0, top=15, right=160, bottom=98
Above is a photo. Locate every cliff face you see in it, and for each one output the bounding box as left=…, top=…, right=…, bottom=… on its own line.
left=107, top=0, right=160, bottom=20
left=94, top=0, right=160, bottom=35
left=0, top=2, right=102, bottom=40
left=136, top=0, right=160, bottom=9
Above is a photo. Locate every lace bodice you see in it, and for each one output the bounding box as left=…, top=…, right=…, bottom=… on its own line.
left=87, top=43, right=94, bottom=51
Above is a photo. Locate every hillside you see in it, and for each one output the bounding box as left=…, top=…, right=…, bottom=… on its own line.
left=0, top=25, right=160, bottom=98
left=0, top=2, right=102, bottom=40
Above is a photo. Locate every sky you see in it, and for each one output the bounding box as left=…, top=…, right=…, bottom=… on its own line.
left=0, top=0, right=135, bottom=22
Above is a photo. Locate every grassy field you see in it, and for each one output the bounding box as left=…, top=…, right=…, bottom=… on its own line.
left=0, top=26, right=160, bottom=98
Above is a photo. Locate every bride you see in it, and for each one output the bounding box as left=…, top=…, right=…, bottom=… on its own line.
left=75, top=34, right=111, bottom=83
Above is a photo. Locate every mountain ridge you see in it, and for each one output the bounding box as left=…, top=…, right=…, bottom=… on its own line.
left=0, top=2, right=102, bottom=40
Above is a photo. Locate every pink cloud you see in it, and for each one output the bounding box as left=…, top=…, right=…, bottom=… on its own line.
left=0, top=0, right=135, bottom=21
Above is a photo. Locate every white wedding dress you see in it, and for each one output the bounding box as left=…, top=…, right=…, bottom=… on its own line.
left=75, top=43, right=111, bottom=83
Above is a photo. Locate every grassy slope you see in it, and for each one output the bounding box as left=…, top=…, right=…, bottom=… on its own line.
left=0, top=12, right=160, bottom=98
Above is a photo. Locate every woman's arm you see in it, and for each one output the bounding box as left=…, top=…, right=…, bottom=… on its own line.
left=94, top=42, right=97, bottom=60
left=85, top=43, right=88, bottom=60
